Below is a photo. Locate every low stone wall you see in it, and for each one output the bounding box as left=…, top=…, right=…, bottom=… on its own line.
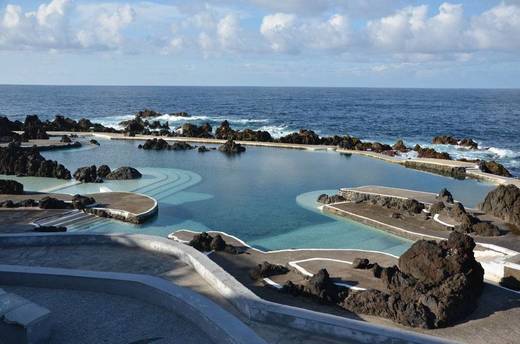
left=0, top=233, right=452, bottom=344
left=403, top=161, right=466, bottom=179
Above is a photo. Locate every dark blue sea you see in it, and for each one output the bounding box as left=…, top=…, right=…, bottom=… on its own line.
left=1, top=85, right=519, bottom=175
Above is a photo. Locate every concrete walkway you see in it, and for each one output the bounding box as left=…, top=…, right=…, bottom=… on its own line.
left=2, top=285, right=214, bottom=344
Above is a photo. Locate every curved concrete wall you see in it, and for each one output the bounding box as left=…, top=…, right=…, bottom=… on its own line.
left=0, top=233, right=454, bottom=344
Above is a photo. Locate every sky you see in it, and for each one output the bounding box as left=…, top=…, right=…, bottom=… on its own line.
left=0, top=0, right=519, bottom=88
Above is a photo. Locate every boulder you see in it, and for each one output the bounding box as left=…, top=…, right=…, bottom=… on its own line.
left=478, top=161, right=512, bottom=177
left=500, top=276, right=520, bottom=291
left=0, top=143, right=71, bottom=179
left=218, top=140, right=246, bottom=154
left=34, top=225, right=67, bottom=232
left=480, top=184, right=520, bottom=228
left=140, top=138, right=169, bottom=150
left=459, top=138, right=478, bottom=149
left=97, top=165, right=111, bottom=178
left=0, top=180, right=24, bottom=194
left=249, top=261, right=289, bottom=280
left=414, top=145, right=451, bottom=160
left=436, top=188, right=454, bottom=203
left=73, top=166, right=99, bottom=183
left=105, top=167, right=142, bottom=180
left=0, top=116, right=23, bottom=143
left=317, top=194, right=346, bottom=204
left=135, top=109, right=162, bottom=118
left=188, top=232, right=239, bottom=254
left=198, top=146, right=210, bottom=153
left=90, top=139, right=100, bottom=145
left=282, top=269, right=346, bottom=304
left=352, top=258, right=370, bottom=269
left=21, top=115, right=49, bottom=141
left=432, top=135, right=458, bottom=145
left=169, top=142, right=194, bottom=150
left=180, top=123, right=213, bottom=138
left=393, top=140, right=408, bottom=153
left=215, top=121, right=272, bottom=142
left=343, top=232, right=484, bottom=328
left=172, top=112, right=190, bottom=117
left=60, top=135, right=72, bottom=143
left=38, top=197, right=72, bottom=209
left=471, top=222, right=501, bottom=236
left=429, top=201, right=445, bottom=215
left=72, top=194, right=96, bottom=209
left=278, top=129, right=321, bottom=145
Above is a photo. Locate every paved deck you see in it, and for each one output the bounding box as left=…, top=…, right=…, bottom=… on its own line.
left=3, top=285, right=214, bottom=344
left=0, top=243, right=349, bottom=344
left=0, top=139, right=83, bottom=150
left=170, top=230, right=520, bottom=344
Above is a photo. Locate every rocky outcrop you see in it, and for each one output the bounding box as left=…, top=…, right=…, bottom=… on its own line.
left=218, top=140, right=246, bottom=154
left=197, top=146, right=211, bottom=153
left=436, top=188, right=454, bottom=203
left=71, top=194, right=96, bottom=209
left=429, top=201, right=446, bottom=215
left=138, top=138, right=194, bottom=151
left=60, top=135, right=72, bottom=143
left=436, top=201, right=502, bottom=236
left=90, top=139, right=100, bottom=146
left=432, top=136, right=478, bottom=149
left=172, top=111, right=190, bottom=117
left=317, top=194, right=346, bottom=204
left=249, top=261, right=289, bottom=280
left=0, top=199, right=38, bottom=208
left=414, top=145, right=451, bottom=160
left=480, top=184, right=520, bottom=228
left=282, top=269, right=346, bottom=304
left=97, top=165, right=111, bottom=178
left=0, top=180, right=23, bottom=194
left=135, top=109, right=162, bottom=118
left=478, top=161, right=512, bottom=177
left=215, top=121, right=272, bottom=142
left=34, top=225, right=67, bottom=232
left=21, top=115, right=49, bottom=141
left=0, top=116, right=22, bottom=143
left=38, top=197, right=73, bottom=209
left=393, top=140, right=408, bottom=153
left=179, top=123, right=213, bottom=138
left=343, top=232, right=484, bottom=329
left=342, top=191, right=425, bottom=214
left=170, top=142, right=195, bottom=150
left=188, top=232, right=239, bottom=254
left=0, top=143, right=71, bottom=179
left=45, top=115, right=118, bottom=133
left=74, top=166, right=102, bottom=183
left=105, top=167, right=142, bottom=180
left=278, top=129, right=321, bottom=145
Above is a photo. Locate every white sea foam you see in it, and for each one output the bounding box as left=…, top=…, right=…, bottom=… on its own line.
left=257, top=124, right=292, bottom=138
left=487, top=147, right=520, bottom=159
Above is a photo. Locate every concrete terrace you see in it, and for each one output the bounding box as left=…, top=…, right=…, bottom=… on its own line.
left=169, top=230, right=520, bottom=344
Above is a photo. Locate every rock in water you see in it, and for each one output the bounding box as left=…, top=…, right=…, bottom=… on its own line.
left=0, top=180, right=24, bottom=194
left=249, top=262, right=289, bottom=280
left=60, top=135, right=72, bottom=143
left=38, top=197, right=73, bottom=209
left=0, top=116, right=22, bottom=143
left=480, top=184, right=520, bottom=228
left=0, top=143, right=71, bottom=179
left=392, top=140, right=408, bottom=152
left=74, top=166, right=99, bottom=183
left=343, top=232, right=484, bottom=328
left=478, top=161, right=512, bottom=177
left=97, top=165, right=111, bottom=178
left=218, top=140, right=246, bottom=154
left=105, top=167, right=142, bottom=180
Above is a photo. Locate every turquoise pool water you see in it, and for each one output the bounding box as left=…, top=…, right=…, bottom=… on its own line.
left=5, top=139, right=496, bottom=255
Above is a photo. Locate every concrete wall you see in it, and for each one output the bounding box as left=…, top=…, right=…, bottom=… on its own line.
left=0, top=233, right=454, bottom=344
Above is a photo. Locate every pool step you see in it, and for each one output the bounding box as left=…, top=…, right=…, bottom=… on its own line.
left=34, top=210, right=100, bottom=229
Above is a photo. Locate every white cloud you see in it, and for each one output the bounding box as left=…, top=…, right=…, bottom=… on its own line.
left=469, top=3, right=520, bottom=50
left=260, top=13, right=350, bottom=53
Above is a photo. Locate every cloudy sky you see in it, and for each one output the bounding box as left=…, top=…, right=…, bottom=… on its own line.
left=0, top=0, right=519, bottom=87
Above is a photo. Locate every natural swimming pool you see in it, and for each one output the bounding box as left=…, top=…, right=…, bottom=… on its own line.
left=9, top=139, right=496, bottom=255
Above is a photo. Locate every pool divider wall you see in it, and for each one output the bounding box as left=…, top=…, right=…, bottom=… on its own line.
left=0, top=232, right=455, bottom=344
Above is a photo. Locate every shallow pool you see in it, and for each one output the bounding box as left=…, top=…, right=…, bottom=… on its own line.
left=6, top=139, right=496, bottom=255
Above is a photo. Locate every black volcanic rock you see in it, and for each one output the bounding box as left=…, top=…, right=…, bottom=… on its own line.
left=432, top=135, right=459, bottom=145
left=343, top=232, right=484, bottom=329
left=38, top=197, right=72, bottom=209
left=282, top=269, right=345, bottom=304
left=459, top=138, right=478, bottom=149
left=278, top=129, right=321, bottom=145
left=180, top=123, right=213, bottom=138
left=198, top=146, right=210, bottom=153
left=74, top=165, right=100, bottom=183
left=72, top=194, right=96, bottom=209
left=219, top=140, right=245, bottom=154
left=414, top=145, right=451, bottom=160
left=249, top=261, right=289, bottom=280
left=317, top=194, right=346, bottom=204
left=97, top=165, right=111, bottom=178
left=0, top=180, right=23, bottom=194
left=0, top=143, right=71, bottom=179
left=188, top=232, right=239, bottom=254
left=170, top=142, right=194, bottom=150
left=140, top=138, right=169, bottom=150
left=480, top=184, right=520, bottom=228
left=0, top=116, right=22, bottom=143
left=478, top=160, right=512, bottom=177
left=34, top=225, right=67, bottom=232
left=22, top=115, right=49, bottom=141
left=105, top=166, right=142, bottom=180
left=393, top=139, right=408, bottom=153
left=135, top=109, right=162, bottom=118
left=90, top=139, right=100, bottom=145
left=436, top=188, right=454, bottom=203
left=215, top=121, right=272, bottom=142
left=60, top=135, right=72, bottom=143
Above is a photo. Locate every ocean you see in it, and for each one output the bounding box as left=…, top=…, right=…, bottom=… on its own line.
left=1, top=85, right=519, bottom=175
